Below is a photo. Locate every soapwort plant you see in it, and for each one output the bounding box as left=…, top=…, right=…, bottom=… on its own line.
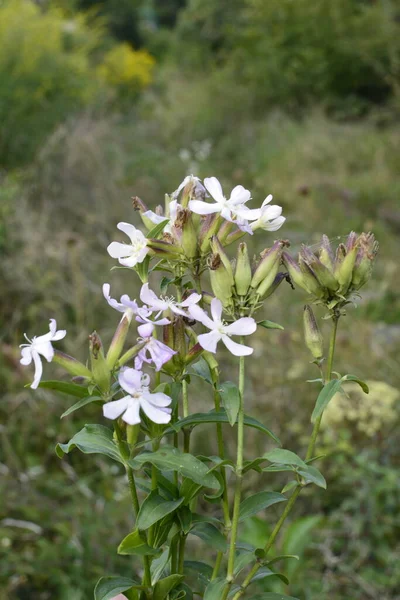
left=20, top=175, right=378, bottom=600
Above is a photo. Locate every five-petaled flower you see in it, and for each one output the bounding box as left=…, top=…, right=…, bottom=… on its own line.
left=250, top=195, right=286, bottom=232
left=103, top=367, right=172, bottom=425
left=189, top=177, right=261, bottom=233
left=103, top=283, right=170, bottom=326
left=189, top=298, right=257, bottom=356
left=140, top=283, right=201, bottom=317
left=20, top=319, right=66, bottom=389
left=107, top=222, right=149, bottom=268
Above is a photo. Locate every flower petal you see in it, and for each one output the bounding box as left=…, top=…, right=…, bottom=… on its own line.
left=143, top=210, right=166, bottom=225
left=36, top=341, right=54, bottom=362
left=142, top=391, right=172, bottom=408
left=189, top=200, right=220, bottom=215
left=103, top=396, right=131, bottom=421
left=140, top=396, right=172, bottom=424
left=229, top=185, right=251, bottom=205
left=223, top=317, right=257, bottom=336
left=188, top=304, right=215, bottom=329
left=20, top=346, right=32, bottom=365
left=261, top=194, right=273, bottom=207
left=263, top=216, right=286, bottom=231
left=119, top=368, right=142, bottom=394
left=107, top=241, right=132, bottom=259
left=204, top=177, right=224, bottom=203
left=180, top=293, right=202, bottom=308
left=140, top=283, right=166, bottom=310
left=117, top=222, right=142, bottom=243
left=261, top=205, right=282, bottom=220
left=197, top=330, right=221, bottom=353
left=221, top=335, right=254, bottom=356
left=121, top=401, right=141, bottom=425
left=31, top=351, right=43, bottom=389
left=138, top=322, right=154, bottom=338
left=210, top=298, right=223, bottom=323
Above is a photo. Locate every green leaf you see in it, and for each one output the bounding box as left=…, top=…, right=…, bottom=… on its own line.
left=258, top=320, right=284, bottom=330
left=167, top=410, right=280, bottom=445
left=37, top=380, right=89, bottom=398
left=190, top=522, right=227, bottom=552
left=160, top=276, right=174, bottom=295
left=297, top=465, right=327, bottom=489
left=151, top=548, right=170, bottom=585
left=118, top=529, right=160, bottom=556
left=137, top=491, right=184, bottom=530
left=153, top=574, right=184, bottom=600
left=219, top=381, right=240, bottom=426
left=94, top=576, right=139, bottom=600
left=190, top=358, right=213, bottom=385
left=203, top=577, right=226, bottom=600
left=311, top=378, right=343, bottom=422
left=263, top=448, right=306, bottom=468
left=266, top=554, right=299, bottom=567
left=281, top=481, right=298, bottom=494
left=250, top=567, right=289, bottom=585
left=183, top=560, right=213, bottom=581
left=239, top=491, right=286, bottom=522
left=60, top=395, right=102, bottom=418
left=177, top=505, right=193, bottom=534
left=342, top=374, right=369, bottom=393
left=55, top=424, right=123, bottom=463
left=129, top=447, right=219, bottom=489
left=146, top=219, right=169, bottom=239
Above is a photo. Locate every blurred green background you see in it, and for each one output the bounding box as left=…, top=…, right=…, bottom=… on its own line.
left=1, top=0, right=400, bottom=598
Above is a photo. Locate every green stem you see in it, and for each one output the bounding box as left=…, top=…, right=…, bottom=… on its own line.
left=214, top=383, right=232, bottom=529
left=178, top=534, right=187, bottom=574
left=148, top=440, right=160, bottom=547
left=222, top=348, right=246, bottom=598
left=211, top=551, right=223, bottom=581
left=231, top=315, right=339, bottom=599
left=182, top=378, right=191, bottom=453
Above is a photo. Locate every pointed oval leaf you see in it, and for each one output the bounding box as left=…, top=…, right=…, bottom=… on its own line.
left=311, top=378, right=343, bottom=422
left=190, top=522, right=227, bottom=552
left=151, top=548, right=170, bottom=585
left=239, top=491, right=287, bottom=522
left=219, top=381, right=241, bottom=426
left=342, top=374, right=369, bottom=393
left=55, top=424, right=123, bottom=463
left=263, top=448, right=306, bottom=468
left=297, top=465, right=327, bottom=489
left=258, top=320, right=284, bottom=330
left=129, top=447, right=219, bottom=489
left=37, top=380, right=89, bottom=398
left=118, top=529, right=160, bottom=556
left=203, top=578, right=226, bottom=600
left=146, top=219, right=169, bottom=239
left=153, top=574, right=184, bottom=600
left=94, top=576, right=139, bottom=600
left=61, top=395, right=102, bottom=418
left=137, top=491, right=184, bottom=530
left=167, top=410, right=280, bottom=445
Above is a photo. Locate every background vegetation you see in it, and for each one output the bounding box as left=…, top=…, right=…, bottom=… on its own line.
left=0, top=1, right=399, bottom=598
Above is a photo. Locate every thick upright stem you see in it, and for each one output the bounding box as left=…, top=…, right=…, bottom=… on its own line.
left=231, top=316, right=339, bottom=599
left=222, top=348, right=245, bottom=598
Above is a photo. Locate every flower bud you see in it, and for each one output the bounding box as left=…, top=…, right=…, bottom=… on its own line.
left=352, top=232, right=378, bottom=290
left=208, top=253, right=234, bottom=307
left=303, top=305, right=324, bottom=360
left=106, top=315, right=131, bottom=369
left=147, top=238, right=183, bottom=256
left=256, top=260, right=280, bottom=297
left=299, top=258, right=324, bottom=297
left=89, top=332, right=111, bottom=394
left=199, top=214, right=222, bottom=254
left=132, top=196, right=155, bottom=230
left=210, top=236, right=234, bottom=282
left=319, top=235, right=334, bottom=271
left=300, top=245, right=339, bottom=292
left=336, top=243, right=358, bottom=295
left=53, top=350, right=92, bottom=379
left=282, top=251, right=311, bottom=292
left=235, top=242, right=252, bottom=295
left=175, top=206, right=198, bottom=258
left=251, top=240, right=284, bottom=289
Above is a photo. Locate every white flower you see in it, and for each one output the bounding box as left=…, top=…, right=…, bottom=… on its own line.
left=250, top=195, right=286, bottom=232
left=103, top=284, right=171, bottom=328
left=103, top=367, right=172, bottom=425
left=189, top=298, right=256, bottom=356
left=20, top=319, right=66, bottom=389
left=140, top=283, right=201, bottom=317
left=107, top=222, right=149, bottom=268
left=189, top=177, right=261, bottom=234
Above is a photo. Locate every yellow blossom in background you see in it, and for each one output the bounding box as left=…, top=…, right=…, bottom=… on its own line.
left=97, top=43, right=155, bottom=99
left=322, top=380, right=399, bottom=438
